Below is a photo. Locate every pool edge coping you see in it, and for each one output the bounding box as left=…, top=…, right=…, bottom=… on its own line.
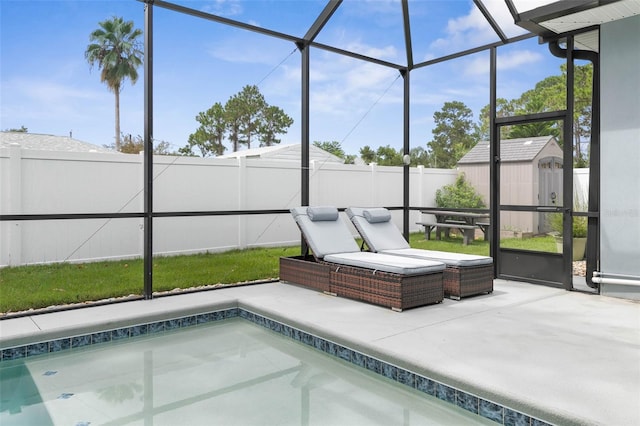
left=0, top=300, right=573, bottom=426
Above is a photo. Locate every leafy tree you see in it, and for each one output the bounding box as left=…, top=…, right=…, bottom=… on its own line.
left=358, top=145, right=430, bottom=167
left=105, top=133, right=172, bottom=155
left=354, top=144, right=429, bottom=167
left=375, top=145, right=403, bottom=166
left=224, top=95, right=244, bottom=152
left=435, top=174, right=485, bottom=209
left=313, top=141, right=345, bottom=158
left=233, top=85, right=266, bottom=150
left=477, top=63, right=593, bottom=166
left=179, top=103, right=226, bottom=157
left=313, top=141, right=356, bottom=164
left=181, top=86, right=294, bottom=155
left=3, top=125, right=28, bottom=132
left=358, top=145, right=403, bottom=166
left=259, top=105, right=293, bottom=147
left=573, top=64, right=594, bottom=166
left=477, top=98, right=517, bottom=141
left=359, top=145, right=377, bottom=164
left=506, top=95, right=560, bottom=140
left=409, top=146, right=430, bottom=166
left=343, top=154, right=356, bottom=165
left=85, top=17, right=143, bottom=151
left=427, top=101, right=476, bottom=168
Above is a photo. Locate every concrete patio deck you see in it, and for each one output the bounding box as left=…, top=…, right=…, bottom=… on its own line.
left=1, top=279, right=638, bottom=425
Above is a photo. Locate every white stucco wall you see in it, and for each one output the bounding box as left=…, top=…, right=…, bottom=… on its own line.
left=599, top=14, right=640, bottom=298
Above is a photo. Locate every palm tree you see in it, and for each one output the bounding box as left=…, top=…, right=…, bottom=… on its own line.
left=85, top=17, right=143, bottom=151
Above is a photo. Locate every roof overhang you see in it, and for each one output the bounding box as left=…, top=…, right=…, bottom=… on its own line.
left=509, top=0, right=640, bottom=52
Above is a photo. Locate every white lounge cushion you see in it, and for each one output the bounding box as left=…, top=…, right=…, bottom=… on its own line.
left=363, top=208, right=392, bottom=223
left=346, top=206, right=492, bottom=267
left=307, top=206, right=339, bottom=221
left=381, top=248, right=493, bottom=267
left=346, top=207, right=410, bottom=251
left=324, top=252, right=445, bottom=276
left=291, top=206, right=360, bottom=258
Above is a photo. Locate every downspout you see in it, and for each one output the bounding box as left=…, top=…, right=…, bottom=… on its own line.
left=548, top=40, right=600, bottom=289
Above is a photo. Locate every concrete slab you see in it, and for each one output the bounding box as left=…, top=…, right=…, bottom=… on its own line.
left=1, top=279, right=638, bottom=426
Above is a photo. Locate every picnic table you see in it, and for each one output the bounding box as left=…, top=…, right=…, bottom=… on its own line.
left=417, top=209, right=491, bottom=245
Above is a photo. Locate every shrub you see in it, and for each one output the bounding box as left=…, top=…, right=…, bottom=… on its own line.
left=435, top=174, right=485, bottom=209
left=548, top=197, right=588, bottom=238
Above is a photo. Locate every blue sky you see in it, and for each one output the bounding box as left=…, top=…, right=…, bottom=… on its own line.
left=1, top=0, right=564, bottom=157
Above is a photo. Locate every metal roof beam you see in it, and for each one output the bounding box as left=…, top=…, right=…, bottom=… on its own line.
left=413, top=33, right=534, bottom=69
left=310, top=41, right=406, bottom=70
left=401, top=0, right=414, bottom=69
left=504, top=0, right=520, bottom=22
left=144, top=0, right=302, bottom=44
left=475, top=0, right=508, bottom=42
left=304, top=0, right=342, bottom=44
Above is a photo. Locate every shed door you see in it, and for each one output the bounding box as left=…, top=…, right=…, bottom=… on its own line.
left=538, top=156, right=563, bottom=234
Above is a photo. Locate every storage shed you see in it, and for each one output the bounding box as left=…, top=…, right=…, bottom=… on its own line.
left=457, top=136, right=563, bottom=235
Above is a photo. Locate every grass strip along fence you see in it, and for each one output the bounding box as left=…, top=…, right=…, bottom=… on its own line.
left=0, top=234, right=556, bottom=315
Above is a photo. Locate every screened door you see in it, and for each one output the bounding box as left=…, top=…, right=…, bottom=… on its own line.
left=494, top=116, right=571, bottom=289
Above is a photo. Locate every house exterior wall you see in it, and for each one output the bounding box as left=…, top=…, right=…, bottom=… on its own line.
left=599, top=14, right=640, bottom=299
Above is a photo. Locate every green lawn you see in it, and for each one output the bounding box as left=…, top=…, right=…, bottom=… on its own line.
left=0, top=233, right=555, bottom=315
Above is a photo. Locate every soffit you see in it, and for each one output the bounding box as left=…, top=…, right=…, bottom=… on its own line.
left=513, top=0, right=640, bottom=52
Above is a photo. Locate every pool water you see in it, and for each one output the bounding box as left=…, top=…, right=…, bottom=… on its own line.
left=1, top=318, right=493, bottom=425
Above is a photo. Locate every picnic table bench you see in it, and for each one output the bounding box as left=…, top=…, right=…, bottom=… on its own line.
left=418, top=209, right=491, bottom=245
left=416, top=221, right=479, bottom=245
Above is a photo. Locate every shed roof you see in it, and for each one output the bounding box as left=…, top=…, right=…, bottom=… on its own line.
left=457, top=136, right=559, bottom=165
left=219, top=143, right=345, bottom=164
left=0, top=132, right=115, bottom=153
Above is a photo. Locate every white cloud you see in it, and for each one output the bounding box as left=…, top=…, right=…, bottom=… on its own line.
left=429, top=5, right=496, bottom=53
left=463, top=49, right=544, bottom=76
left=2, top=77, right=110, bottom=123
left=427, top=0, right=528, bottom=56
left=308, top=53, right=401, bottom=117
left=202, top=0, right=243, bottom=17
left=343, top=42, right=399, bottom=62
left=497, top=49, right=544, bottom=69
left=206, top=37, right=293, bottom=65
left=16, top=79, right=105, bottom=103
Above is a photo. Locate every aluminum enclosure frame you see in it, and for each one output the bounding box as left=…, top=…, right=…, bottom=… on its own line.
left=133, top=0, right=540, bottom=297
left=0, top=0, right=605, bottom=301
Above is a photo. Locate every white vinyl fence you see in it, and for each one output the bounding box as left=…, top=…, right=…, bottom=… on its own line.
left=1, top=146, right=458, bottom=266
left=0, top=146, right=592, bottom=267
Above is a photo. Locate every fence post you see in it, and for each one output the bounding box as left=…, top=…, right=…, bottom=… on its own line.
left=310, top=160, right=317, bottom=205
left=370, top=162, right=378, bottom=206
left=7, top=143, right=22, bottom=266
left=416, top=165, right=425, bottom=227
left=238, top=157, right=247, bottom=249
left=417, top=165, right=424, bottom=207
left=139, top=151, right=145, bottom=257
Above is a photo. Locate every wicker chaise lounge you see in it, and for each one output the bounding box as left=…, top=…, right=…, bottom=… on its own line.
left=280, top=206, right=446, bottom=311
left=346, top=207, right=494, bottom=300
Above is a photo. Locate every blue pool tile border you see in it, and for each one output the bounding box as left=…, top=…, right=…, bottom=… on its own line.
left=0, top=308, right=240, bottom=362
left=0, top=307, right=552, bottom=426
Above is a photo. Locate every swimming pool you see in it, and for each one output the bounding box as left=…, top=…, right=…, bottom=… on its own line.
left=1, top=317, right=499, bottom=425
left=1, top=307, right=551, bottom=425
